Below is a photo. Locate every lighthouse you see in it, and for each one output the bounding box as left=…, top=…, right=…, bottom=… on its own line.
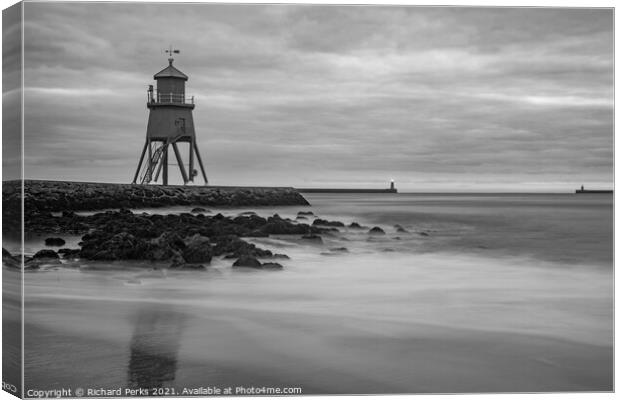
left=132, top=49, right=208, bottom=185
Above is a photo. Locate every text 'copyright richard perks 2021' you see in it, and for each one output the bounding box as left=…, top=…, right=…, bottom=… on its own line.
left=25, top=386, right=303, bottom=398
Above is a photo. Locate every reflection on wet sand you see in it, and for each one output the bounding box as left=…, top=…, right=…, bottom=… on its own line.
left=127, top=307, right=185, bottom=389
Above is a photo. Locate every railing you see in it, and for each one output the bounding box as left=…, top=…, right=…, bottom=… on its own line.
left=147, top=89, right=194, bottom=105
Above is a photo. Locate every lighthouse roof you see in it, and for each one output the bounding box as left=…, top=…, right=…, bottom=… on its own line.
left=154, top=58, right=188, bottom=81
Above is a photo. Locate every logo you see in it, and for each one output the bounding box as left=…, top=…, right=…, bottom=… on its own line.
left=2, top=381, right=17, bottom=393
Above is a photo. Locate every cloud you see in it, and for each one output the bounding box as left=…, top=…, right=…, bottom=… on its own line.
left=12, top=3, right=613, bottom=191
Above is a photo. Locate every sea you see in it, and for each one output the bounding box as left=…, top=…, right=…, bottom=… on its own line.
left=4, top=193, right=613, bottom=394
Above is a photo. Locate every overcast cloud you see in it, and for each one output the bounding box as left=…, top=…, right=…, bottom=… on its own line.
left=12, top=3, right=613, bottom=191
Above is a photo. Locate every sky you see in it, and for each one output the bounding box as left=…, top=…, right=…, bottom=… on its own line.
left=5, top=2, right=614, bottom=191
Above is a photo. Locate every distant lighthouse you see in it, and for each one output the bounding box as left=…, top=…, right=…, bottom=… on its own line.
left=132, top=48, right=208, bottom=185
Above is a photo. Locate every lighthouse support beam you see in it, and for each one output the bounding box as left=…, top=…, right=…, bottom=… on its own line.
left=189, top=138, right=195, bottom=182
left=132, top=141, right=149, bottom=184
left=172, top=142, right=189, bottom=184
left=162, top=143, right=169, bottom=185
left=193, top=140, right=208, bottom=184
left=146, top=139, right=153, bottom=182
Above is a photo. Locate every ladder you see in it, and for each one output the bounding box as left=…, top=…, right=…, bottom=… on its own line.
left=139, top=135, right=184, bottom=184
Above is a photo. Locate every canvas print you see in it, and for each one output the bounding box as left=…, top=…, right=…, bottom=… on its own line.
left=2, top=1, right=614, bottom=398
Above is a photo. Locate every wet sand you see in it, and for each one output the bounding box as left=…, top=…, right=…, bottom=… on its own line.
left=24, top=297, right=612, bottom=394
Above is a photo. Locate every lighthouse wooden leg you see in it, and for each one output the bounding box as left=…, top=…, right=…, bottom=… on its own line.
left=162, top=143, right=169, bottom=186
left=193, top=140, right=208, bottom=184
left=172, top=142, right=189, bottom=184
left=189, top=138, right=195, bottom=182
left=146, top=139, right=153, bottom=182
left=132, top=141, right=148, bottom=184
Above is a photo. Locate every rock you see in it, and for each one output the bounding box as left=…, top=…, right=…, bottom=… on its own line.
left=80, top=231, right=138, bottom=260
left=301, top=234, right=323, bottom=243
left=296, top=216, right=307, bottom=220
left=2, top=248, right=20, bottom=269
left=169, top=263, right=206, bottom=270
left=394, top=224, right=408, bottom=233
left=259, top=215, right=311, bottom=235
left=191, top=207, right=207, bottom=213
left=273, top=253, right=290, bottom=259
left=33, top=249, right=60, bottom=259
left=58, top=248, right=81, bottom=258
left=329, top=247, right=349, bottom=253
left=145, top=232, right=186, bottom=261
left=313, top=218, right=345, bottom=227
left=45, top=237, right=66, bottom=246
left=419, top=232, right=430, bottom=236
left=239, top=211, right=258, bottom=216
left=212, top=235, right=274, bottom=258
left=297, top=211, right=314, bottom=216
left=182, top=234, right=212, bottom=263
left=26, top=249, right=60, bottom=268
left=348, top=222, right=364, bottom=229
left=261, top=262, right=284, bottom=270
left=368, top=226, right=386, bottom=235
left=19, top=196, right=323, bottom=265
left=232, top=256, right=262, bottom=269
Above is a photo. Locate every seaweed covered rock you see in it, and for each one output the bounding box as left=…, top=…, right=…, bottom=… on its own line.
left=261, top=262, right=284, bottom=270
left=2, top=248, right=20, bottom=269
left=232, top=256, right=262, bottom=269
left=182, top=234, right=212, bottom=263
left=301, top=234, right=323, bottom=243
left=58, top=248, right=81, bottom=258
left=368, top=226, right=386, bottom=235
left=45, top=237, right=66, bottom=246
left=79, top=232, right=144, bottom=260
left=213, top=235, right=273, bottom=259
left=313, top=218, right=345, bottom=227
left=259, top=215, right=311, bottom=235
left=170, top=263, right=207, bottom=271
left=394, top=224, right=408, bottom=233
left=33, top=249, right=59, bottom=259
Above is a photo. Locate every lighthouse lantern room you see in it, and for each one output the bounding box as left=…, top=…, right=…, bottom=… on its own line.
left=132, top=48, right=208, bottom=185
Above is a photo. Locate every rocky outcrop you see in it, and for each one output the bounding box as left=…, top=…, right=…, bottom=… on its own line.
left=394, top=224, right=408, bottom=233
left=232, top=256, right=262, bottom=269
left=232, top=256, right=283, bottom=270
left=312, top=218, right=345, bottom=227
left=368, top=226, right=386, bottom=235
left=20, top=208, right=330, bottom=269
left=33, top=249, right=59, bottom=259
left=2, top=248, right=20, bottom=269
left=182, top=234, right=212, bottom=263
left=45, top=237, right=66, bottom=246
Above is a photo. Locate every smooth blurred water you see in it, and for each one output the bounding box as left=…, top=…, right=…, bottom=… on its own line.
left=18, top=193, right=613, bottom=394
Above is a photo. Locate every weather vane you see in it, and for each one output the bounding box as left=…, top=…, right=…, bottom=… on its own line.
left=164, top=45, right=180, bottom=58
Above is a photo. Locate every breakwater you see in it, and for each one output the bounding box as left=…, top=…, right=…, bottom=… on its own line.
left=3, top=180, right=310, bottom=216
left=297, top=188, right=397, bottom=193
left=575, top=189, right=613, bottom=194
